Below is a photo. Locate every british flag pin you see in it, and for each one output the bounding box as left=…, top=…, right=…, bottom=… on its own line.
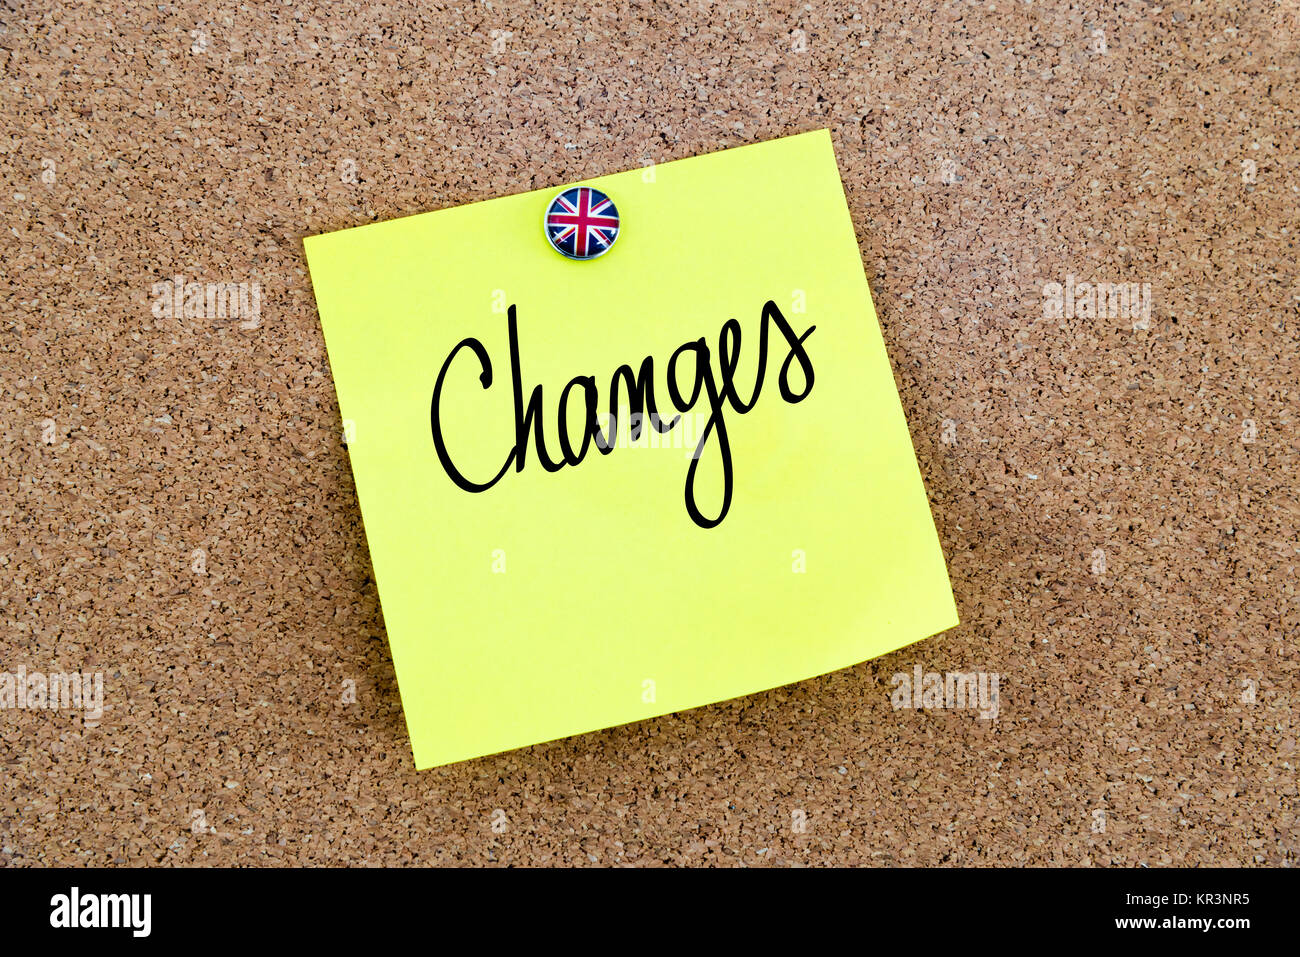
left=544, top=186, right=620, bottom=261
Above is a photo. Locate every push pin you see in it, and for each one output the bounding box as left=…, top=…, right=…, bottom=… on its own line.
left=544, top=186, right=620, bottom=260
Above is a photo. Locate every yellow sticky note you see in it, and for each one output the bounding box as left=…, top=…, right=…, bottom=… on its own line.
left=304, top=129, right=957, bottom=769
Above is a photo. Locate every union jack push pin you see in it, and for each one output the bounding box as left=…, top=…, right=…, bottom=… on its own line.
left=544, top=186, right=620, bottom=260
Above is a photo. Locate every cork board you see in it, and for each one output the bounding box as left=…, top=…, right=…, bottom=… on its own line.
left=1, top=0, right=1296, bottom=866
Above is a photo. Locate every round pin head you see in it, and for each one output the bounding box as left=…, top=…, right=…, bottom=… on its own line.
left=544, top=186, right=620, bottom=260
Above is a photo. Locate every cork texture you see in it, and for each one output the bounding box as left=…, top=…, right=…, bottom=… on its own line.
left=1, top=0, right=1296, bottom=865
